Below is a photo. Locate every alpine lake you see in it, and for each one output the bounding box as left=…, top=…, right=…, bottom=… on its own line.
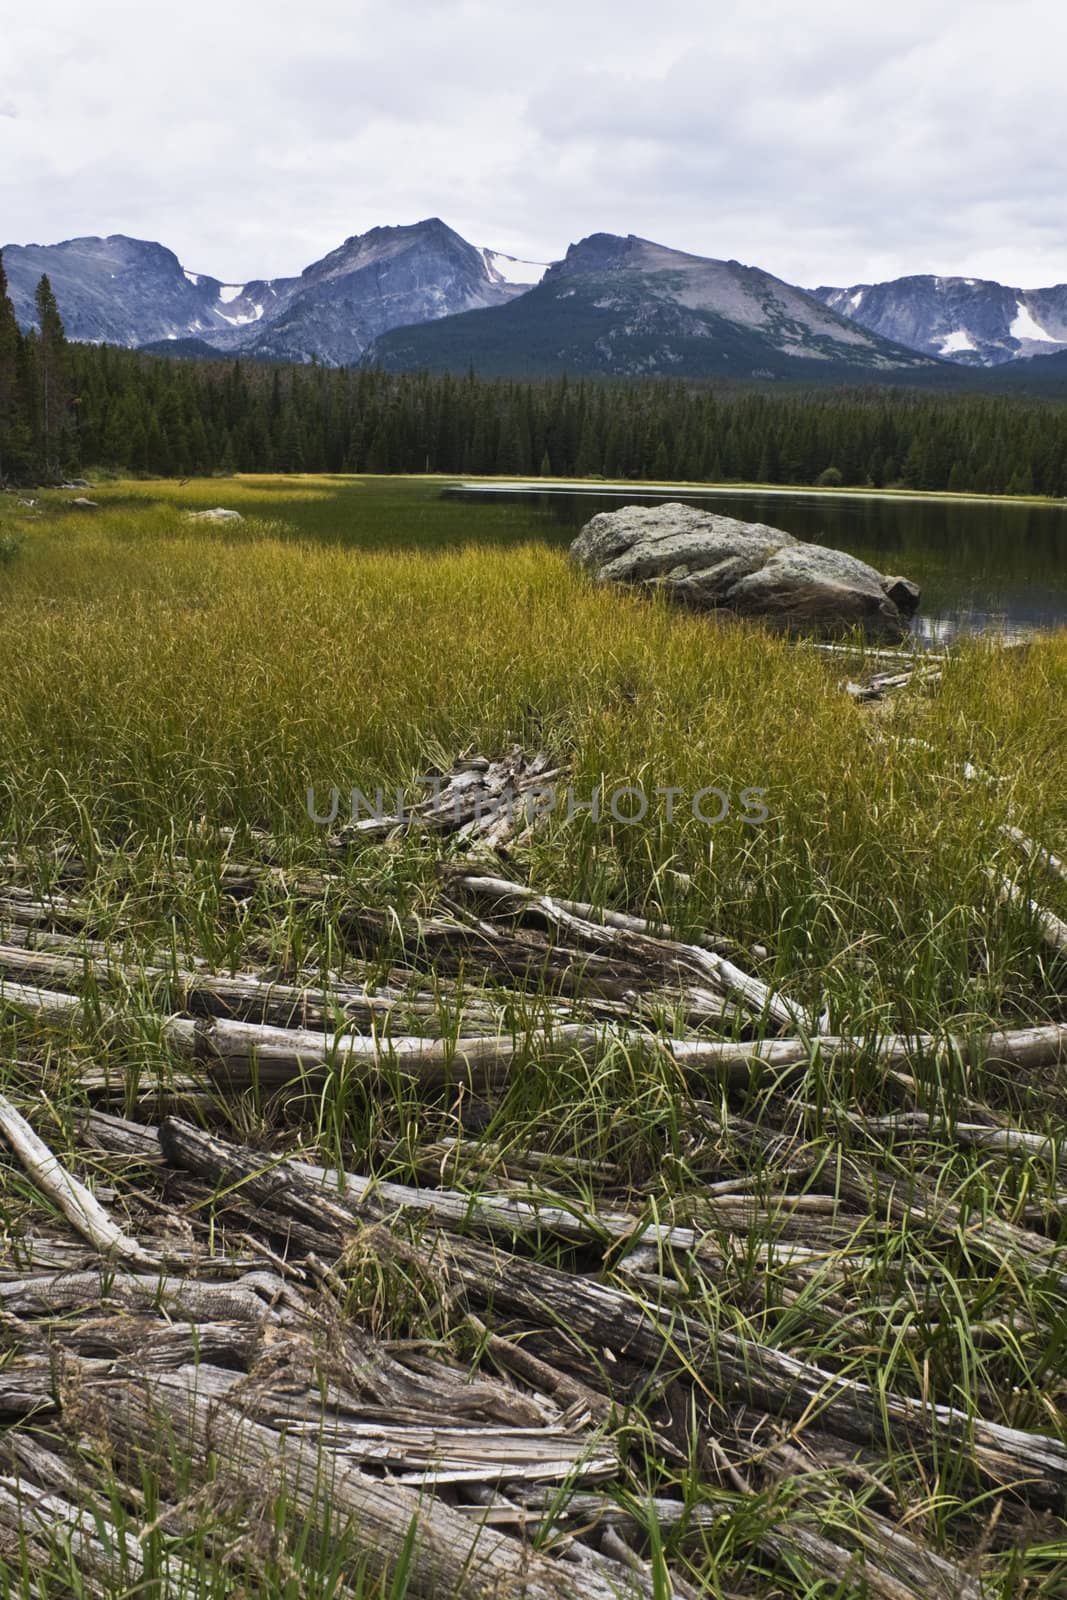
left=444, top=481, right=1067, bottom=644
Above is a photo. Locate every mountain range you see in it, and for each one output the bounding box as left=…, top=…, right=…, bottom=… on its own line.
left=3, top=217, right=1064, bottom=378
left=813, top=276, right=1067, bottom=366
left=1, top=220, right=547, bottom=366
left=367, top=231, right=930, bottom=379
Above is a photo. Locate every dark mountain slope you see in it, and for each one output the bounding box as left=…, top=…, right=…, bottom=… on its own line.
left=368, top=233, right=938, bottom=379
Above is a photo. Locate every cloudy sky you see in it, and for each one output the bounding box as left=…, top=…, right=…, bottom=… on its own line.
left=2, top=0, right=1065, bottom=289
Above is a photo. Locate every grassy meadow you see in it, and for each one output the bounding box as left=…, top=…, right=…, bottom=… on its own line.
left=0, top=473, right=1066, bottom=1596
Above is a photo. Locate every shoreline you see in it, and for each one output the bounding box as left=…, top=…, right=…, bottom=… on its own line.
left=449, top=476, right=1067, bottom=509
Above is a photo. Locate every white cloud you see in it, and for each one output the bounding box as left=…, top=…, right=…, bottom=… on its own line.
left=1, top=0, right=1065, bottom=289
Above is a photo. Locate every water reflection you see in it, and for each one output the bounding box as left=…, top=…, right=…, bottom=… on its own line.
left=444, top=483, right=1067, bottom=641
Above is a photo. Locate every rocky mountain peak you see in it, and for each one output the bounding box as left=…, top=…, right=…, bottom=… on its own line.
left=814, top=273, right=1067, bottom=365
left=548, top=233, right=641, bottom=278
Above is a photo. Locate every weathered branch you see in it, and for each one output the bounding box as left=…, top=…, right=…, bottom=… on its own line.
left=0, top=1091, right=153, bottom=1263
left=157, top=1118, right=1067, bottom=1506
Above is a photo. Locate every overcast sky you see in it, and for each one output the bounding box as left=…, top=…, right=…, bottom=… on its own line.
left=2, top=0, right=1065, bottom=289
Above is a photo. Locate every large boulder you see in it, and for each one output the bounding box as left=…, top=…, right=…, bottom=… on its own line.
left=570, top=503, right=920, bottom=638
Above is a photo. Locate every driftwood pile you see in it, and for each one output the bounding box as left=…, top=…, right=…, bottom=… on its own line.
left=1, top=863, right=1065, bottom=1108
left=823, top=637, right=945, bottom=703
left=2, top=1098, right=1062, bottom=1599
left=845, top=662, right=943, bottom=703
left=333, top=748, right=563, bottom=852
left=0, top=748, right=1065, bottom=1594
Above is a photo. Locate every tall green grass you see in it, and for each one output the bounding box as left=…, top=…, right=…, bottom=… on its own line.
left=0, top=475, right=1065, bottom=1596
left=1, top=477, right=1063, bottom=1030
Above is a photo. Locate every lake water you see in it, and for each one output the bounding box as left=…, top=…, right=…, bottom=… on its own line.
left=442, top=483, right=1067, bottom=643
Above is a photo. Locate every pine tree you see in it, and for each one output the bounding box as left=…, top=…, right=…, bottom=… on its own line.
left=574, top=416, right=601, bottom=478
left=33, top=275, right=71, bottom=477
left=0, top=251, right=26, bottom=483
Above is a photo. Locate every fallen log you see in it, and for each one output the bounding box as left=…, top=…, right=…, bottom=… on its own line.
left=846, top=666, right=943, bottom=703
left=0, top=1357, right=59, bottom=1419
left=0, top=1477, right=176, bottom=1593
left=53, top=1314, right=262, bottom=1368
left=989, top=872, right=1067, bottom=956
left=805, top=642, right=948, bottom=666
left=0, top=889, right=96, bottom=933
left=0, top=935, right=739, bottom=1036
left=482, top=1485, right=982, bottom=1600
left=0, top=1435, right=369, bottom=1600
left=0, top=939, right=527, bottom=1034
left=0, top=978, right=609, bottom=1091
left=832, top=1164, right=1067, bottom=1297
left=999, top=826, right=1067, bottom=885
left=451, top=871, right=757, bottom=959
left=331, top=749, right=564, bottom=850
left=847, top=1110, right=1067, bottom=1169
left=96, top=1361, right=684, bottom=1600
left=453, top=872, right=811, bottom=1030
left=278, top=1417, right=618, bottom=1488
left=157, top=1118, right=1067, bottom=1507
left=6, top=977, right=1067, bottom=1101
left=0, top=1091, right=153, bottom=1264
left=0, top=1267, right=298, bottom=1324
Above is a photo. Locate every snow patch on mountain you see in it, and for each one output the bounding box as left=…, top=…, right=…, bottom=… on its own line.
left=218, top=284, right=246, bottom=304
left=218, top=303, right=264, bottom=326
left=1010, top=301, right=1056, bottom=342
left=939, top=329, right=977, bottom=355
left=183, top=269, right=200, bottom=286
left=481, top=248, right=546, bottom=287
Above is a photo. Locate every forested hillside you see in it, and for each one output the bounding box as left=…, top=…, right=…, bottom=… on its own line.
left=3, top=254, right=1066, bottom=495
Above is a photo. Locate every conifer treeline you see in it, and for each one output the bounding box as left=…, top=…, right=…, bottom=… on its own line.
left=2, top=252, right=1066, bottom=496
left=0, top=256, right=74, bottom=483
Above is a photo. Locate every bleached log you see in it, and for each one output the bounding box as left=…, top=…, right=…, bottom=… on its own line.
left=0, top=1357, right=59, bottom=1419
left=804, top=641, right=948, bottom=665
left=455, top=873, right=811, bottom=1030
left=158, top=1118, right=1067, bottom=1505
left=0, top=1091, right=153, bottom=1263
left=332, top=749, right=564, bottom=848
left=849, top=1110, right=1067, bottom=1168
left=0, top=940, right=513, bottom=1034
left=0, top=978, right=85, bottom=1023
left=56, top=1315, right=262, bottom=1368
left=77, top=1107, right=866, bottom=1264
left=98, top=1363, right=684, bottom=1600
left=0, top=1478, right=169, bottom=1593
left=0, top=889, right=92, bottom=931
left=990, top=871, right=1067, bottom=954
left=846, top=666, right=942, bottom=702
left=464, top=1314, right=615, bottom=1423
left=0, top=1267, right=296, bottom=1324
left=452, top=870, right=756, bottom=959
left=1000, top=825, right=1067, bottom=885
left=0, top=937, right=734, bottom=1036
left=6, top=976, right=1066, bottom=1101
left=278, top=1418, right=618, bottom=1487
